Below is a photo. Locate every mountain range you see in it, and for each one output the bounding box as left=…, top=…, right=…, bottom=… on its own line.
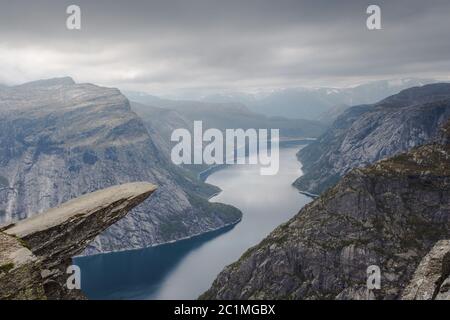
left=127, top=93, right=326, bottom=175
left=126, top=92, right=326, bottom=138
left=199, top=78, right=439, bottom=120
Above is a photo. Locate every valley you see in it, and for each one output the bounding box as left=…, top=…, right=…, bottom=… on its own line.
left=2, top=78, right=449, bottom=301
left=74, top=145, right=312, bottom=299
left=202, top=84, right=450, bottom=300
left=2, top=0, right=450, bottom=303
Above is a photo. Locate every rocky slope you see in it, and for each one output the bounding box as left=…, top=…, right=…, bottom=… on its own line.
left=0, top=78, right=241, bottom=255
left=0, top=182, right=156, bottom=299
left=201, top=122, right=450, bottom=300
left=295, top=83, right=450, bottom=195
left=130, top=102, right=195, bottom=162
left=402, top=240, right=450, bottom=300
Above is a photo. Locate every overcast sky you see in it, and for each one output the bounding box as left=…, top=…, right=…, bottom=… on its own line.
left=1, top=0, right=450, bottom=96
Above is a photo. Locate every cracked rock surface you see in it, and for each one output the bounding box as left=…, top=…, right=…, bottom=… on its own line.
left=0, top=182, right=156, bottom=299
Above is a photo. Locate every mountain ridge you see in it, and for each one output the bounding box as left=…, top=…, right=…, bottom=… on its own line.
left=294, top=83, right=450, bottom=195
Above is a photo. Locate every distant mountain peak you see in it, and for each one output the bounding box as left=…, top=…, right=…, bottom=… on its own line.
left=395, top=82, right=450, bottom=97
left=15, top=77, right=76, bottom=89
left=379, top=83, right=450, bottom=107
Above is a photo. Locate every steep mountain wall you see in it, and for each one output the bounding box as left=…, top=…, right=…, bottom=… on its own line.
left=295, top=84, right=450, bottom=195
left=0, top=78, right=241, bottom=255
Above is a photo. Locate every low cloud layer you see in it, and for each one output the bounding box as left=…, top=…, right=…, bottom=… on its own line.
left=1, top=0, right=450, bottom=95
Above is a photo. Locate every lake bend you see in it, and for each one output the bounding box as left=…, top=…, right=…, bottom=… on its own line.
left=74, top=145, right=312, bottom=299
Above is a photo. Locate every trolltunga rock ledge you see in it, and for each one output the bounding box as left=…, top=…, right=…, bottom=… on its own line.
left=0, top=182, right=157, bottom=299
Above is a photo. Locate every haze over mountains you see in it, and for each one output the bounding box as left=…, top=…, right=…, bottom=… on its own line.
left=127, top=91, right=327, bottom=176
left=128, top=95, right=325, bottom=140
left=198, top=78, right=440, bottom=120
left=127, top=78, right=440, bottom=121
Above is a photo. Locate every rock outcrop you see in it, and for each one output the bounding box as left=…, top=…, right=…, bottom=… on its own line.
left=201, top=121, right=450, bottom=300
left=295, top=83, right=450, bottom=195
left=0, top=78, right=241, bottom=255
left=402, top=240, right=450, bottom=300
left=0, top=232, right=45, bottom=299
left=0, top=182, right=156, bottom=299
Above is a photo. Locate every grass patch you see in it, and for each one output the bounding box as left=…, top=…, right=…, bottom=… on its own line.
left=14, top=236, right=31, bottom=250
left=0, top=263, right=14, bottom=274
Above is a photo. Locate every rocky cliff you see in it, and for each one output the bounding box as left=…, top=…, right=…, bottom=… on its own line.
left=201, top=121, right=450, bottom=300
left=0, top=78, right=241, bottom=255
left=402, top=240, right=450, bottom=300
left=0, top=182, right=156, bottom=299
left=295, top=83, right=450, bottom=195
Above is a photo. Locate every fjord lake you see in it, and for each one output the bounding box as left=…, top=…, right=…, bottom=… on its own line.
left=74, top=145, right=312, bottom=299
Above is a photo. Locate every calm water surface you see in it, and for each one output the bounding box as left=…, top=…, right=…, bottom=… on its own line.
left=75, top=145, right=312, bottom=299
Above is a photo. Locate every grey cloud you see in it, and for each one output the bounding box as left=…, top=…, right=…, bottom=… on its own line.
left=0, top=0, right=449, bottom=94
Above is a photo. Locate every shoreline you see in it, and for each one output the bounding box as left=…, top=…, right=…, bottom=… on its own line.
left=78, top=142, right=315, bottom=259
left=77, top=216, right=242, bottom=259
left=198, top=138, right=315, bottom=182
left=297, top=190, right=319, bottom=199
left=198, top=164, right=228, bottom=182
left=79, top=171, right=241, bottom=258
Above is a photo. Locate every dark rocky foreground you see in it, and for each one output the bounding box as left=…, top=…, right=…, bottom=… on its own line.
left=201, top=121, right=450, bottom=300
left=0, top=182, right=156, bottom=299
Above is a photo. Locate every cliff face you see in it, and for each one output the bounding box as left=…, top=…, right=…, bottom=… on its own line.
left=201, top=124, right=450, bottom=300
left=0, top=78, right=241, bottom=255
left=130, top=102, right=194, bottom=160
left=295, top=83, right=450, bottom=195
left=0, top=182, right=156, bottom=299
left=402, top=240, right=450, bottom=300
